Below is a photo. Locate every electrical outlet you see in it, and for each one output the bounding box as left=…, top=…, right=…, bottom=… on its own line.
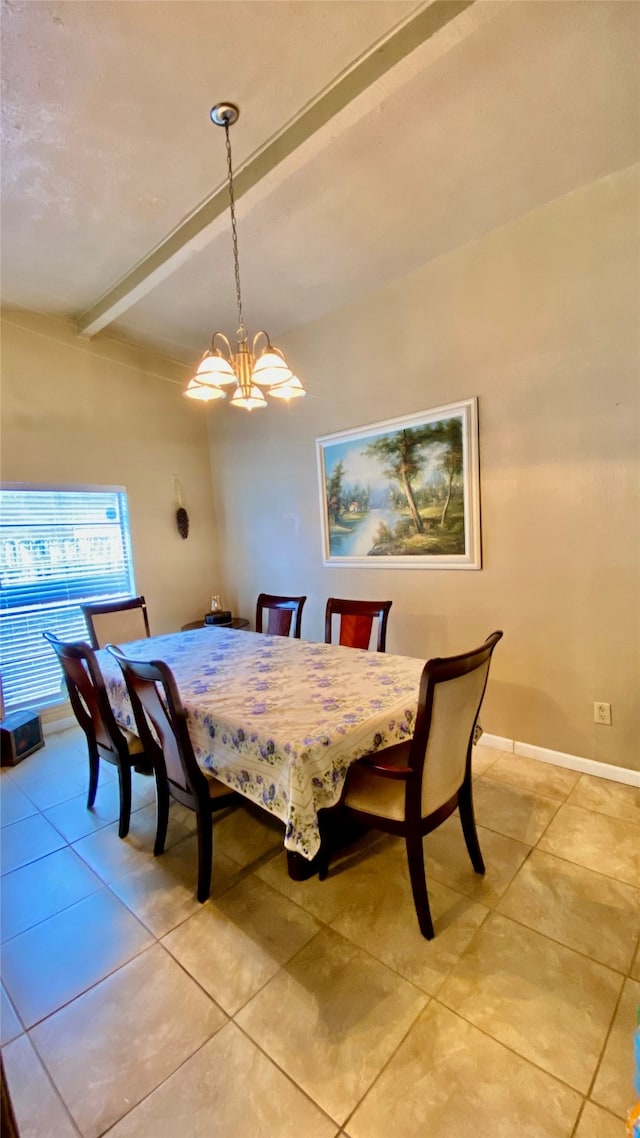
left=593, top=702, right=612, bottom=725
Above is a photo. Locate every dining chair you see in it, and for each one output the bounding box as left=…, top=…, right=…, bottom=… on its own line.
left=107, top=647, right=237, bottom=902
left=324, top=598, right=392, bottom=652
left=255, top=593, right=306, bottom=639
left=81, top=595, right=150, bottom=649
left=324, top=630, right=503, bottom=939
left=1, top=1053, right=19, bottom=1138
left=42, top=631, right=157, bottom=839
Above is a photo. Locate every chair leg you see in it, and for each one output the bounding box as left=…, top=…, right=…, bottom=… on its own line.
left=87, top=743, right=99, bottom=809
left=403, top=833, right=432, bottom=937
left=405, top=832, right=434, bottom=940
left=317, top=841, right=331, bottom=882
left=195, top=810, right=213, bottom=903
left=117, top=764, right=132, bottom=839
left=458, top=780, right=485, bottom=874
left=153, top=768, right=170, bottom=857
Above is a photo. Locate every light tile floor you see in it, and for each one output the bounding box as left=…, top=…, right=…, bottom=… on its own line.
left=1, top=729, right=639, bottom=1137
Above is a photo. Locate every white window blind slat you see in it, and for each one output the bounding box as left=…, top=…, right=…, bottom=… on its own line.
left=0, top=487, right=136, bottom=713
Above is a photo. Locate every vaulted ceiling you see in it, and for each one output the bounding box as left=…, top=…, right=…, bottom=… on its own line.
left=1, top=1, right=638, bottom=367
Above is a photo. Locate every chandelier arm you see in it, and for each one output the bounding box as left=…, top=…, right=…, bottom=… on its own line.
left=223, top=120, right=246, bottom=341
left=212, top=331, right=233, bottom=358
left=252, top=330, right=271, bottom=354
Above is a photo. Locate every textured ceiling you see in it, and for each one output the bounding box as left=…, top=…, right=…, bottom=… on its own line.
left=1, top=0, right=639, bottom=367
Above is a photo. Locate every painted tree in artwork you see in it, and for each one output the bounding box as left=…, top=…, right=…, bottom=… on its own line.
left=438, top=417, right=463, bottom=526
left=325, top=459, right=345, bottom=525
left=363, top=427, right=430, bottom=533
left=364, top=417, right=463, bottom=533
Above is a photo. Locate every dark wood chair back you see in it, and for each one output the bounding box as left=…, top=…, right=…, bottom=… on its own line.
left=335, top=630, right=503, bottom=939
left=107, top=647, right=236, bottom=901
left=108, top=652, right=204, bottom=804
left=43, top=631, right=131, bottom=762
left=81, top=595, right=150, bottom=649
left=324, top=598, right=392, bottom=652
left=256, top=593, right=306, bottom=638
left=1, top=1054, right=19, bottom=1138
left=42, top=630, right=151, bottom=839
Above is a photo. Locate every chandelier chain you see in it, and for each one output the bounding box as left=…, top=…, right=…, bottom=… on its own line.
left=185, top=101, right=305, bottom=408
left=223, top=121, right=245, bottom=341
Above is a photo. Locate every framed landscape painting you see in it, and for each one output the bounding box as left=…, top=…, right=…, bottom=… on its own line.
left=317, top=398, right=481, bottom=569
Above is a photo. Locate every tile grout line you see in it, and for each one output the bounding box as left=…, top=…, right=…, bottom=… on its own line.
left=429, top=993, right=589, bottom=1104
left=231, top=1016, right=343, bottom=1132
left=7, top=1030, right=84, bottom=1138
left=581, top=970, right=637, bottom=1116
left=2, top=729, right=638, bottom=1135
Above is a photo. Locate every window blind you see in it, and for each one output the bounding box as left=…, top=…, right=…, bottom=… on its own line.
left=0, top=486, right=136, bottom=713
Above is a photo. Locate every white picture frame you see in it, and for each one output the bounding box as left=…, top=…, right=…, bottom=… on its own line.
left=316, top=398, right=481, bottom=569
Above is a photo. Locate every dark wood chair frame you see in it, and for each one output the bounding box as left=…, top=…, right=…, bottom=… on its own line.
left=255, top=593, right=307, bottom=639
left=324, top=598, right=393, bottom=653
left=108, top=647, right=237, bottom=902
left=1, top=1053, right=19, bottom=1138
left=42, top=631, right=156, bottom=839
left=81, top=595, right=150, bottom=649
left=325, top=630, right=503, bottom=939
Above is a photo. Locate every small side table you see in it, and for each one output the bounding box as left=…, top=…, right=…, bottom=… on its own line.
left=181, top=617, right=250, bottom=632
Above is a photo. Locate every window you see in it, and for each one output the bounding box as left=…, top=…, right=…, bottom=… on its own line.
left=0, top=485, right=136, bottom=713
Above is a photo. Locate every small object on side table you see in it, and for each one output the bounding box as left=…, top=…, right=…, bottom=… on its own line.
left=181, top=616, right=250, bottom=632
left=204, top=610, right=233, bottom=626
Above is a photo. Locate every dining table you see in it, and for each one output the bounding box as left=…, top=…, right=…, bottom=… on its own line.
left=97, top=626, right=425, bottom=877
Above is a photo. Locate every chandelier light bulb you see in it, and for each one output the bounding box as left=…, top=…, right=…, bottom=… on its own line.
left=269, top=376, right=306, bottom=400
left=184, top=378, right=225, bottom=401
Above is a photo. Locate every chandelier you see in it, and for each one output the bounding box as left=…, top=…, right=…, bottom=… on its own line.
left=184, top=102, right=305, bottom=410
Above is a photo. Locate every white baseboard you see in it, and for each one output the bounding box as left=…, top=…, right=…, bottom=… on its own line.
left=44, top=717, right=77, bottom=736
left=477, top=731, right=640, bottom=788
left=476, top=733, right=513, bottom=753
left=514, top=740, right=640, bottom=788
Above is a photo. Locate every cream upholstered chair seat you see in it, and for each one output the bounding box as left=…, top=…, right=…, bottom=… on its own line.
left=325, top=631, right=503, bottom=940
left=121, top=728, right=144, bottom=755
left=202, top=768, right=236, bottom=799
left=343, top=742, right=409, bottom=821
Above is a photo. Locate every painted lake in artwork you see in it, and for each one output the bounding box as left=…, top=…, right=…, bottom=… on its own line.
left=329, top=508, right=401, bottom=556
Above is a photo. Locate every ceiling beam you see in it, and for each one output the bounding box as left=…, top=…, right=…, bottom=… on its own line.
left=76, top=0, right=475, bottom=338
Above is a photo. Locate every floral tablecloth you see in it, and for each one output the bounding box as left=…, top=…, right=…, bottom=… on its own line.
left=98, top=627, right=425, bottom=860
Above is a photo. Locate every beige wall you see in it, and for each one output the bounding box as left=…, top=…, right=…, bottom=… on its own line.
left=1, top=310, right=221, bottom=650
left=2, top=166, right=638, bottom=769
left=207, top=164, right=640, bottom=771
